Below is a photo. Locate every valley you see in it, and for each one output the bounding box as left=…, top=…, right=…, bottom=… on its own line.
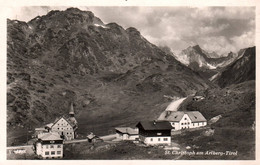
left=6, top=7, right=255, bottom=160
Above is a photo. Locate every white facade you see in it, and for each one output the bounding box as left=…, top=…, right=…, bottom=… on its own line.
left=51, top=117, right=75, bottom=140
left=170, top=114, right=207, bottom=130
left=36, top=142, right=63, bottom=159
left=139, top=135, right=171, bottom=145
left=116, top=132, right=139, bottom=140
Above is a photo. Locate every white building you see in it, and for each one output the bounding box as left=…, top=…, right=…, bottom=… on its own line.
left=50, top=116, right=77, bottom=140
left=115, top=127, right=139, bottom=141
left=136, top=121, right=172, bottom=145
left=158, top=111, right=207, bottom=130
left=35, top=132, right=64, bottom=159
left=41, top=103, right=78, bottom=140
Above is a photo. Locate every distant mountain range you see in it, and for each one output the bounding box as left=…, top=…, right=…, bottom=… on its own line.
left=161, top=45, right=237, bottom=71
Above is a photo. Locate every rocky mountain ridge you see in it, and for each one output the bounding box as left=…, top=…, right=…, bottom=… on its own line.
left=7, top=8, right=212, bottom=144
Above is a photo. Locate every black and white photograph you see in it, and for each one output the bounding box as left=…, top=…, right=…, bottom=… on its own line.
left=3, top=0, right=258, bottom=162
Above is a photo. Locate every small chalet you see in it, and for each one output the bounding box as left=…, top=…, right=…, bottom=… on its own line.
left=158, top=111, right=207, bottom=130
left=86, top=132, right=102, bottom=143
left=136, top=121, right=172, bottom=145
left=35, top=132, right=63, bottom=159
left=115, top=127, right=139, bottom=141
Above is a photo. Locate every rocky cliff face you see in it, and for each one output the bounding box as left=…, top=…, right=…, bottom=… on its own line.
left=176, top=45, right=236, bottom=70
left=7, top=8, right=212, bottom=143
left=213, top=46, right=255, bottom=88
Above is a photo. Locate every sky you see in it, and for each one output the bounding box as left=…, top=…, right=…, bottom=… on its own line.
left=7, top=6, right=255, bottom=55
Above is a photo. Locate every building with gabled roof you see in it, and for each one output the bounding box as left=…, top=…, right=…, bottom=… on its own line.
left=136, top=121, right=172, bottom=145
left=157, top=111, right=207, bottom=130
left=115, top=127, right=139, bottom=140
left=34, top=103, right=78, bottom=141
left=35, top=132, right=63, bottom=159
left=86, top=132, right=103, bottom=143
left=50, top=115, right=78, bottom=140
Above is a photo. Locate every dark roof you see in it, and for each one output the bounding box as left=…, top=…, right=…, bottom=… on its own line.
left=158, top=111, right=207, bottom=122
left=136, top=121, right=172, bottom=130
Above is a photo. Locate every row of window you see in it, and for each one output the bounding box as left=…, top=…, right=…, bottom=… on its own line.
left=55, top=127, right=72, bottom=130
left=181, top=122, right=206, bottom=126
left=150, top=138, right=168, bottom=142
left=45, top=144, right=62, bottom=149
left=57, top=123, right=69, bottom=126
left=181, top=122, right=190, bottom=125
left=45, top=151, right=61, bottom=155
left=58, top=132, right=73, bottom=135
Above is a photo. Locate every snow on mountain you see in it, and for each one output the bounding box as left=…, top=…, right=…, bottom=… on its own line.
left=175, top=45, right=237, bottom=71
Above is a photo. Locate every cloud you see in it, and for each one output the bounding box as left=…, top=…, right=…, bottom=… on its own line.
left=7, top=6, right=255, bottom=55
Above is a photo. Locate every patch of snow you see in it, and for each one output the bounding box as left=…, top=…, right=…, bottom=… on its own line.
left=14, top=21, right=18, bottom=24
left=94, top=23, right=108, bottom=29
left=206, top=63, right=217, bottom=69
left=29, top=26, right=32, bottom=29
left=166, top=97, right=187, bottom=111
left=209, top=73, right=220, bottom=81
left=174, top=54, right=190, bottom=66
left=237, top=49, right=246, bottom=60
left=198, top=57, right=203, bottom=67
left=209, top=115, right=222, bottom=124
left=186, top=146, right=191, bottom=150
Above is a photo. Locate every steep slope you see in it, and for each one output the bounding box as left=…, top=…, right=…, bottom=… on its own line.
left=176, top=80, right=255, bottom=159
left=213, top=46, right=255, bottom=88
left=7, top=8, right=212, bottom=145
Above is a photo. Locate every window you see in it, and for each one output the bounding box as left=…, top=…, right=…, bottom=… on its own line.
left=172, top=123, right=175, bottom=125
left=184, top=118, right=187, bottom=120
left=51, top=151, right=55, bottom=155
left=193, top=123, right=194, bottom=126
left=163, top=138, right=168, bottom=141
left=45, top=145, right=49, bottom=149
left=50, top=145, right=54, bottom=148
left=188, top=122, right=190, bottom=125
left=57, top=145, right=61, bottom=148
left=150, top=138, right=153, bottom=141
left=45, top=151, right=49, bottom=155
left=57, top=151, right=61, bottom=155
left=158, top=138, right=160, bottom=141
left=181, top=123, right=183, bottom=125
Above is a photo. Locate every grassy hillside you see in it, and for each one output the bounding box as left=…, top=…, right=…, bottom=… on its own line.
left=176, top=80, right=255, bottom=159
